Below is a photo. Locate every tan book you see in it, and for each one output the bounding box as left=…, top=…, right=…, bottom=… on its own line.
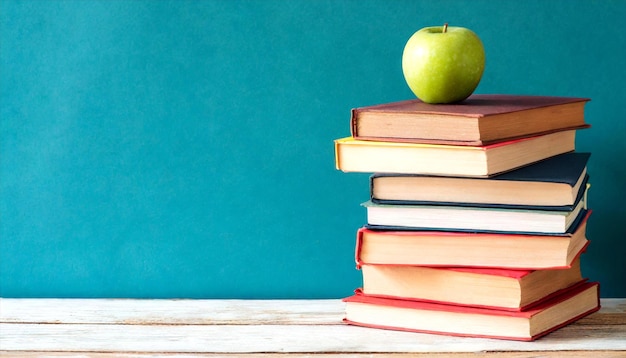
left=334, top=130, right=577, bottom=178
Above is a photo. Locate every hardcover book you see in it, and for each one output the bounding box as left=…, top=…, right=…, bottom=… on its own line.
left=343, top=281, right=600, bottom=341
left=334, top=130, right=577, bottom=178
left=370, top=152, right=590, bottom=208
left=350, top=94, right=590, bottom=145
left=359, top=258, right=584, bottom=311
left=356, top=211, right=590, bottom=269
left=363, top=186, right=588, bottom=234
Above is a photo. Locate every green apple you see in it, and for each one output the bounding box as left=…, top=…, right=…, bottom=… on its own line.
left=402, top=24, right=485, bottom=104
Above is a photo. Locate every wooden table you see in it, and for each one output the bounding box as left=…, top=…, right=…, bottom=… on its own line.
left=1, top=298, right=625, bottom=357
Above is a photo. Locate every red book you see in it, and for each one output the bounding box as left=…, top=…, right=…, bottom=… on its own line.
left=343, top=281, right=600, bottom=341
left=350, top=94, right=590, bottom=145
left=359, top=258, right=586, bottom=311
left=355, top=211, right=590, bottom=270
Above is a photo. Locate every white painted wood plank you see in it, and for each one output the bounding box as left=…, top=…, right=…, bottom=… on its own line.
left=1, top=353, right=622, bottom=358
left=0, top=299, right=345, bottom=325
left=1, top=299, right=624, bottom=326
left=1, top=299, right=625, bottom=354
left=1, top=322, right=625, bottom=353
left=601, top=299, right=626, bottom=312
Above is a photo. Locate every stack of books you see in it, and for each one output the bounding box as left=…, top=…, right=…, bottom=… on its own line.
left=334, top=94, right=600, bottom=341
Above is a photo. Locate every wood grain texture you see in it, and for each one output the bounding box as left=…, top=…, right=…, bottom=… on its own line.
left=1, top=298, right=624, bottom=356
left=2, top=353, right=626, bottom=358
left=0, top=299, right=344, bottom=325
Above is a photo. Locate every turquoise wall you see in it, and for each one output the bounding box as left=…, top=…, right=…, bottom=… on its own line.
left=2, top=0, right=625, bottom=298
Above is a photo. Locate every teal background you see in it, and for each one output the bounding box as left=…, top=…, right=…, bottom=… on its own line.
left=1, top=0, right=625, bottom=298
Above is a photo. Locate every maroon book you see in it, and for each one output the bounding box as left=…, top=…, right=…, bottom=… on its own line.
left=351, top=94, right=590, bottom=145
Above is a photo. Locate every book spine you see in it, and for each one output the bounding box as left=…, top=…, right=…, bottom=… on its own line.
left=350, top=108, right=358, bottom=138
left=355, top=228, right=365, bottom=269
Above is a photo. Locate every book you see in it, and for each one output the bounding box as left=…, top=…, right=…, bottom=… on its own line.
left=359, top=258, right=584, bottom=311
left=334, top=130, right=577, bottom=178
left=350, top=94, right=590, bottom=145
left=356, top=211, right=590, bottom=269
left=364, top=183, right=588, bottom=234
left=370, top=152, right=590, bottom=208
left=343, top=281, right=600, bottom=341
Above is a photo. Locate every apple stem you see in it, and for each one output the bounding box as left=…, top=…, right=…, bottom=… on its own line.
left=443, top=23, right=448, bottom=33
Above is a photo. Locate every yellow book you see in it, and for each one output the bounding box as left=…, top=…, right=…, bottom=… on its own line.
left=334, top=130, right=576, bottom=178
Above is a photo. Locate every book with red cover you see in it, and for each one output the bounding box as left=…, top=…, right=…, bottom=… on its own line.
left=358, top=258, right=586, bottom=311
left=343, top=281, right=600, bottom=341
left=350, top=94, right=590, bottom=145
left=356, top=211, right=591, bottom=270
